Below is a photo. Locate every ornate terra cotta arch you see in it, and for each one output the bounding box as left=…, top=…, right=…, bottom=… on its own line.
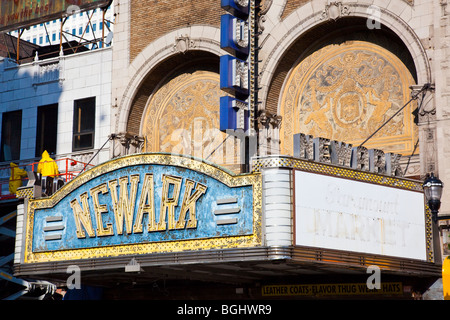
left=114, top=26, right=222, bottom=135
left=258, top=2, right=431, bottom=115
left=279, top=41, right=418, bottom=156
left=141, top=69, right=241, bottom=173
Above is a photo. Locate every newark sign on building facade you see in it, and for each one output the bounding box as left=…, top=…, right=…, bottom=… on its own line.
left=6, top=0, right=450, bottom=299
left=20, top=153, right=262, bottom=264
left=13, top=149, right=440, bottom=299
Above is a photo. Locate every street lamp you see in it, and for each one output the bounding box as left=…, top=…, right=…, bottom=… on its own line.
left=423, top=173, right=450, bottom=223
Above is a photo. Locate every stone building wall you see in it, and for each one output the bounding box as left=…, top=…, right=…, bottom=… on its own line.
left=110, top=0, right=450, bottom=226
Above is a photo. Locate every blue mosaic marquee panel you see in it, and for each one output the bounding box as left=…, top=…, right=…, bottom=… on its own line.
left=32, top=164, right=254, bottom=252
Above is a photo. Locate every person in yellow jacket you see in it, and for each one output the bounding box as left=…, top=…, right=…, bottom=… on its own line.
left=9, top=162, right=28, bottom=194
left=37, top=150, right=59, bottom=177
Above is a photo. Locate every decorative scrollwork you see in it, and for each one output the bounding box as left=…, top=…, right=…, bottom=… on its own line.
left=257, top=0, right=273, bottom=33
left=321, top=2, right=350, bottom=21
left=173, top=35, right=196, bottom=54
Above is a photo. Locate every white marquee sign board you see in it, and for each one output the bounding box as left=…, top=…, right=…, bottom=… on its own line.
left=294, top=170, right=427, bottom=261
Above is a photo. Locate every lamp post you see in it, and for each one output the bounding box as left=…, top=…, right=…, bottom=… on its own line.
left=423, top=173, right=450, bottom=223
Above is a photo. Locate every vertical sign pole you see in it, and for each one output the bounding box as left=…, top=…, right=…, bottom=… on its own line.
left=220, top=0, right=255, bottom=173
left=249, top=0, right=256, bottom=138
left=248, top=0, right=257, bottom=172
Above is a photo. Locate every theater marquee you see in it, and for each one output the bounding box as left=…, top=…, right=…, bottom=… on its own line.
left=251, top=149, right=433, bottom=264
left=294, top=169, right=428, bottom=261
left=22, top=154, right=262, bottom=263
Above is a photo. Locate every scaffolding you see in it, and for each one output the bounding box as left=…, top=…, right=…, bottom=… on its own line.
left=0, top=156, right=94, bottom=300
left=2, top=3, right=114, bottom=64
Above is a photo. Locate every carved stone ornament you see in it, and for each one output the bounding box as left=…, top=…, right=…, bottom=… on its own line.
left=269, top=114, right=282, bottom=128
left=257, top=0, right=273, bottom=33
left=321, top=2, right=349, bottom=21
left=257, top=110, right=281, bottom=128
left=173, top=35, right=196, bottom=54
left=410, top=84, right=436, bottom=123
left=33, top=61, right=64, bottom=87
left=257, top=110, right=269, bottom=128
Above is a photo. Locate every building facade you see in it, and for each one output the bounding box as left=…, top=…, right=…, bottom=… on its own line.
left=8, top=7, right=113, bottom=49
left=0, top=31, right=113, bottom=300
left=2, top=0, right=450, bottom=300
left=0, top=46, right=112, bottom=191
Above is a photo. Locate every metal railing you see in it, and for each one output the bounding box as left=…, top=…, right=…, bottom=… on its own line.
left=0, top=157, right=94, bottom=201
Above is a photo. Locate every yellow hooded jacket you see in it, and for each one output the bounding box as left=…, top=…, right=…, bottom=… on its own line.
left=9, top=163, right=27, bottom=194
left=37, top=150, right=59, bottom=177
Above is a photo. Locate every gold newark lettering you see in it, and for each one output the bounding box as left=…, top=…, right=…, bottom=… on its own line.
left=108, top=174, right=140, bottom=235
left=157, top=175, right=183, bottom=231
left=70, top=192, right=96, bottom=238
left=90, top=183, right=113, bottom=237
left=133, top=173, right=156, bottom=233
left=70, top=174, right=207, bottom=238
left=177, top=179, right=207, bottom=229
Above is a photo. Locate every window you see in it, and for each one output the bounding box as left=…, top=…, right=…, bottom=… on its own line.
left=39, top=36, right=43, bottom=44
left=36, top=104, right=58, bottom=157
left=73, top=97, right=95, bottom=151
left=52, top=33, right=56, bottom=41
left=93, top=23, right=96, bottom=32
left=1, top=110, right=22, bottom=162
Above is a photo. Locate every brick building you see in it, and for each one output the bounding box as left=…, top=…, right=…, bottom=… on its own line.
left=2, top=0, right=450, bottom=300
